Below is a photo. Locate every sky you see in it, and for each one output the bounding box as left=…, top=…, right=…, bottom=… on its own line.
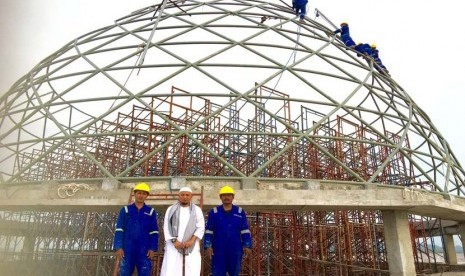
left=1, top=0, right=465, bottom=165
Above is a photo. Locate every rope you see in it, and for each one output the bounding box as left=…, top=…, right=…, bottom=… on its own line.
left=264, top=23, right=302, bottom=106
left=231, top=18, right=303, bottom=124
left=57, top=183, right=95, bottom=198
left=109, top=50, right=143, bottom=110
left=268, top=3, right=309, bottom=96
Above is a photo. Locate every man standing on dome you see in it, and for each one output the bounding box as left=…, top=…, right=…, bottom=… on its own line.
left=292, top=0, right=308, bottom=22
left=333, top=22, right=356, bottom=48
left=204, top=185, right=252, bottom=276
left=160, top=187, right=205, bottom=276
left=113, top=182, right=159, bottom=276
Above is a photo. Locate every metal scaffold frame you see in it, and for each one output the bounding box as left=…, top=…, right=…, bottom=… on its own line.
left=1, top=208, right=448, bottom=276
left=0, top=0, right=464, bottom=275
left=8, top=84, right=456, bottom=194
left=0, top=0, right=463, bottom=195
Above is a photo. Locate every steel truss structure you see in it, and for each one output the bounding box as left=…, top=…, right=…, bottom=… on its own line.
left=1, top=0, right=464, bottom=193
left=0, top=0, right=464, bottom=275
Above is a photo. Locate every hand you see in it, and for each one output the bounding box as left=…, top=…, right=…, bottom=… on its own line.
left=147, top=249, right=156, bottom=259
left=173, top=240, right=182, bottom=250
left=115, top=249, right=124, bottom=259
left=243, top=247, right=252, bottom=258
left=205, top=247, right=213, bottom=259
left=183, top=239, right=195, bottom=249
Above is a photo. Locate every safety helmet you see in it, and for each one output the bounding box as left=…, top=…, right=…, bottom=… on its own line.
left=371, top=43, right=377, bottom=49
left=219, top=185, right=235, bottom=195
left=341, top=22, right=348, bottom=26
left=134, top=182, right=150, bottom=193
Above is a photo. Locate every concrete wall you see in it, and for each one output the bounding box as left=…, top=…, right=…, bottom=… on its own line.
left=1, top=179, right=464, bottom=221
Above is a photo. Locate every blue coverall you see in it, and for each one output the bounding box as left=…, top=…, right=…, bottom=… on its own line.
left=334, top=24, right=356, bottom=47
left=369, top=48, right=389, bottom=73
left=113, top=203, right=159, bottom=276
left=292, top=0, right=308, bottom=20
left=354, top=43, right=373, bottom=57
left=204, top=205, right=252, bottom=276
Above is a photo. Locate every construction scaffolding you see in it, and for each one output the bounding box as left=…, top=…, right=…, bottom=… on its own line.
left=1, top=1, right=464, bottom=274
left=16, top=85, right=422, bottom=188
left=3, top=83, right=456, bottom=275
left=5, top=86, right=450, bottom=275
left=0, top=207, right=447, bottom=276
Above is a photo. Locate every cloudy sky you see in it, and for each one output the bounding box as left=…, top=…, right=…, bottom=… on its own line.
left=1, top=0, right=465, bottom=165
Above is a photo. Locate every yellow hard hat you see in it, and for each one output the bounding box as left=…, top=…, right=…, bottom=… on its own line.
left=219, top=185, right=235, bottom=195
left=134, top=182, right=150, bottom=193
left=371, top=43, right=377, bottom=49
left=341, top=22, right=348, bottom=26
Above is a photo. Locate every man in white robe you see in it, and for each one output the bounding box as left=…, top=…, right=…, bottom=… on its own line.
left=160, top=187, right=205, bottom=276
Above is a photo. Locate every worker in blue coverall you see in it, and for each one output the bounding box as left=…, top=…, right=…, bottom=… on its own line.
left=292, top=0, right=308, bottom=22
left=204, top=185, right=252, bottom=276
left=113, top=182, right=159, bottom=276
left=354, top=42, right=373, bottom=58
left=369, top=44, right=390, bottom=75
left=333, top=22, right=356, bottom=48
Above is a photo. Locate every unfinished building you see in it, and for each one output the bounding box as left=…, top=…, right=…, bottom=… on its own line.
left=1, top=0, right=465, bottom=275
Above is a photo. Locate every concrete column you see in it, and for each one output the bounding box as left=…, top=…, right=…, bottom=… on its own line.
left=459, top=223, right=465, bottom=260
left=443, top=234, right=457, bottom=265
left=22, top=234, right=36, bottom=261
left=382, top=210, right=416, bottom=276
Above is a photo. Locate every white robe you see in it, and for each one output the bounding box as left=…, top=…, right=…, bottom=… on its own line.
left=160, top=204, right=205, bottom=276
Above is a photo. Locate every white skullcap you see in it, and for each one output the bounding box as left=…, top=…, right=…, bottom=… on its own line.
left=179, top=187, right=193, bottom=193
